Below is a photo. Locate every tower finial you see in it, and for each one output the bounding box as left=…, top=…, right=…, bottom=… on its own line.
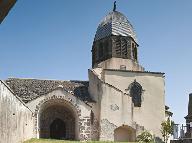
left=113, top=1, right=117, bottom=11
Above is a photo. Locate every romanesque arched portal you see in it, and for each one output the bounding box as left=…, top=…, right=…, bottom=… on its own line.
left=36, top=98, right=80, bottom=140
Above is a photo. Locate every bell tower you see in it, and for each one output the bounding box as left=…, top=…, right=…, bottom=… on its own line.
left=92, top=2, right=144, bottom=71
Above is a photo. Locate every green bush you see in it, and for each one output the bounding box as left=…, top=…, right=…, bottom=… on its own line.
left=136, top=131, right=153, bottom=143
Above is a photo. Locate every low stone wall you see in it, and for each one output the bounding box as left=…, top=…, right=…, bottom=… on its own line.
left=170, top=139, right=192, bottom=143
left=0, top=80, right=34, bottom=143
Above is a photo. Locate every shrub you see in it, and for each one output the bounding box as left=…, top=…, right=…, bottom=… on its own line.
left=137, top=131, right=153, bottom=143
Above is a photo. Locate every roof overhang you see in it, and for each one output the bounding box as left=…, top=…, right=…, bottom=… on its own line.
left=103, top=68, right=165, bottom=75
left=0, top=0, right=17, bottom=24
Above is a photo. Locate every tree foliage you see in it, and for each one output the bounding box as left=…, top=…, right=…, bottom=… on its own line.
left=161, top=117, right=174, bottom=143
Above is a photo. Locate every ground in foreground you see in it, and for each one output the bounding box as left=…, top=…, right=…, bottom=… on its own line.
left=23, top=138, right=139, bottom=143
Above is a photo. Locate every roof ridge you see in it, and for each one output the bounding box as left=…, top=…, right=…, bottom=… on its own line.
left=7, top=78, right=89, bottom=82
left=7, top=77, right=72, bottom=82
left=70, top=80, right=89, bottom=82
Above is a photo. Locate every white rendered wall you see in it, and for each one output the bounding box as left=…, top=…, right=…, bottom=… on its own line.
left=89, top=69, right=136, bottom=141
left=0, top=80, right=34, bottom=143
left=103, top=70, right=165, bottom=138
left=97, top=58, right=144, bottom=71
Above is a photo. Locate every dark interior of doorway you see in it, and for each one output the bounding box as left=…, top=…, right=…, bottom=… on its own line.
left=50, top=118, right=66, bottom=139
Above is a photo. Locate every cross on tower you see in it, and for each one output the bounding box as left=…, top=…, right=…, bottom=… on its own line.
left=113, top=1, right=117, bottom=11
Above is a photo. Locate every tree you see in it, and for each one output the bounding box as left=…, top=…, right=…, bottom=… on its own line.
left=137, top=130, right=153, bottom=143
left=161, top=117, right=174, bottom=143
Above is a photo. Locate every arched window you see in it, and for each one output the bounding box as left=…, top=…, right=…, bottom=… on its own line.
left=129, top=80, right=143, bottom=107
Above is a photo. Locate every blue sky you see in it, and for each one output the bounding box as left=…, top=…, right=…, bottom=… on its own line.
left=1, top=0, right=192, bottom=125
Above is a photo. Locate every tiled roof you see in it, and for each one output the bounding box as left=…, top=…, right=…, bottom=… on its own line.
left=5, top=78, right=93, bottom=103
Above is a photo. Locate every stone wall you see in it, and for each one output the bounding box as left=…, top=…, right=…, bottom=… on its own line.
left=100, top=119, right=117, bottom=141
left=26, top=88, right=94, bottom=141
left=0, top=80, right=34, bottom=143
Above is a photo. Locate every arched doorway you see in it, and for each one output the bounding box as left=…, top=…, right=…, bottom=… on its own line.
left=114, top=125, right=136, bottom=142
left=50, top=118, right=66, bottom=139
left=38, top=100, right=77, bottom=140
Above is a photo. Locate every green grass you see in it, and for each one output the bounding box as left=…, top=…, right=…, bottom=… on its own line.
left=23, top=138, right=138, bottom=143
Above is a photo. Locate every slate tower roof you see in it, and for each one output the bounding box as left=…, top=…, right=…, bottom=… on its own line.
left=92, top=3, right=139, bottom=68
left=94, top=10, right=137, bottom=43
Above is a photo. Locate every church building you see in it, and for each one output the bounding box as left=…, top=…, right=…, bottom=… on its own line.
left=0, top=3, right=166, bottom=143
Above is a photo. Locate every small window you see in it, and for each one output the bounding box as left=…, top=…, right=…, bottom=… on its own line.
left=120, top=65, right=126, bottom=70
